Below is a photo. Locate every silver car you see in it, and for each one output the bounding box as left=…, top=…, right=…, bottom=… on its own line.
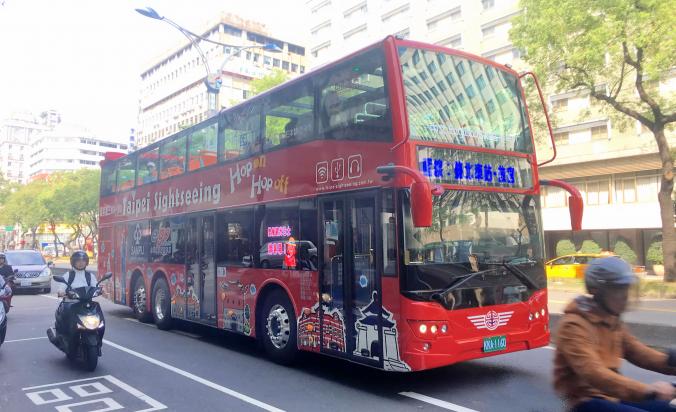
left=5, top=250, right=53, bottom=293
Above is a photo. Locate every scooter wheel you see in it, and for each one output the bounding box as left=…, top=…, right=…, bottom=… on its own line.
left=84, top=344, right=98, bottom=371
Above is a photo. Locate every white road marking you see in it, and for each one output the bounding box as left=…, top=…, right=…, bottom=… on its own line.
left=124, top=317, right=155, bottom=328
left=545, top=345, right=556, bottom=350
left=399, top=392, right=479, bottom=412
left=103, top=339, right=285, bottom=412
left=5, top=336, right=47, bottom=343
left=39, top=294, right=60, bottom=301
left=23, top=375, right=166, bottom=411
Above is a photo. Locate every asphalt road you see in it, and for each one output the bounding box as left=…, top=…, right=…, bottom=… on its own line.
left=1, top=291, right=673, bottom=412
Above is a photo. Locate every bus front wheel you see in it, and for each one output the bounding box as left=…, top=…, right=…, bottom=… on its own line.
left=132, top=277, right=152, bottom=323
left=152, top=277, right=172, bottom=330
left=260, top=290, right=297, bottom=365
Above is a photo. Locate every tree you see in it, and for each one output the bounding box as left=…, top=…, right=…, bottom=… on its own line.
left=556, top=239, right=576, bottom=256
left=0, top=180, right=50, bottom=248
left=512, top=0, right=676, bottom=281
left=579, top=239, right=602, bottom=254
left=249, top=69, right=289, bottom=96
left=613, top=239, right=638, bottom=264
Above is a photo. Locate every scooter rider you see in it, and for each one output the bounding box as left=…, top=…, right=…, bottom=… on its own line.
left=55, top=251, right=95, bottom=334
left=554, top=256, right=676, bottom=411
left=0, top=253, right=14, bottom=281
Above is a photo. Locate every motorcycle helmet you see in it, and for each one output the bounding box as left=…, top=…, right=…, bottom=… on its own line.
left=70, top=251, right=89, bottom=270
left=584, top=256, right=636, bottom=294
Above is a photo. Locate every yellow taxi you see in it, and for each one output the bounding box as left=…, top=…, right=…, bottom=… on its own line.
left=545, top=253, right=611, bottom=279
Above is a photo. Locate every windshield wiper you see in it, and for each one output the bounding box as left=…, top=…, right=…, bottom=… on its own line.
left=482, top=261, right=538, bottom=291
left=430, top=268, right=501, bottom=308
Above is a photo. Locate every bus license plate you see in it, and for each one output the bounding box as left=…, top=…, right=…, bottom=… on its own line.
left=483, top=335, right=507, bottom=353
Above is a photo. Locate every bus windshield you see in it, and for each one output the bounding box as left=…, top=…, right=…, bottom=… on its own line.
left=401, top=190, right=546, bottom=299
left=399, top=47, right=533, bottom=153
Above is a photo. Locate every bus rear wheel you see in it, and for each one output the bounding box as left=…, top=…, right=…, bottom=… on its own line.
left=152, top=277, right=172, bottom=330
left=132, top=277, right=152, bottom=323
left=260, top=290, right=297, bottom=365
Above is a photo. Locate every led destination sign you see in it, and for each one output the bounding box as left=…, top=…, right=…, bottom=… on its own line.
left=417, top=146, right=533, bottom=189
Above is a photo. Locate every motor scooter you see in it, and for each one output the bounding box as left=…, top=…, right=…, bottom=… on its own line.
left=47, top=272, right=112, bottom=371
left=0, top=273, right=15, bottom=348
left=0, top=269, right=17, bottom=314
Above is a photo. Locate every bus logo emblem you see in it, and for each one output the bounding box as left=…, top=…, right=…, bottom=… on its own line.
left=467, top=311, right=513, bottom=331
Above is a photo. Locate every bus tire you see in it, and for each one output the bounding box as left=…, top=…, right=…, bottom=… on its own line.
left=260, top=290, right=297, bottom=365
left=132, top=276, right=152, bottom=323
left=152, top=277, right=172, bottom=330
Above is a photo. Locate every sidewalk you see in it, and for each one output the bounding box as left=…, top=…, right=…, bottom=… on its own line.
left=548, top=286, right=676, bottom=350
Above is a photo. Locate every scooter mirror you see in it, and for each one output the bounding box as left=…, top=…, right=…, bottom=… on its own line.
left=13, top=268, right=18, bottom=274
left=53, top=275, right=67, bottom=284
left=98, top=272, right=113, bottom=285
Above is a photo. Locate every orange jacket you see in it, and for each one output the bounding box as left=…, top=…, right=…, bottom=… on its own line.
left=553, top=296, right=676, bottom=407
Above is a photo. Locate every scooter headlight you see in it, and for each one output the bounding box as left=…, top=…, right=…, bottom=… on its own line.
left=78, top=315, right=101, bottom=330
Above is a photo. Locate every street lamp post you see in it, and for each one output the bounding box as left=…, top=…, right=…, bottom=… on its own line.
left=135, top=7, right=282, bottom=116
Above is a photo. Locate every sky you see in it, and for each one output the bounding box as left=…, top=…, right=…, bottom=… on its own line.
left=0, top=0, right=307, bottom=142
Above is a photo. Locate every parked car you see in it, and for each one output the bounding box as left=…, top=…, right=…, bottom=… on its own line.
left=4, top=250, right=54, bottom=293
left=545, top=253, right=609, bottom=279
left=41, top=244, right=67, bottom=259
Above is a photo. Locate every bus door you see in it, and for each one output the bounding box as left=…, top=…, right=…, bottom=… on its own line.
left=319, top=191, right=382, bottom=367
left=186, top=214, right=217, bottom=324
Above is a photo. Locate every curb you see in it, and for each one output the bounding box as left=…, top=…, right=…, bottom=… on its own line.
left=549, top=313, right=675, bottom=351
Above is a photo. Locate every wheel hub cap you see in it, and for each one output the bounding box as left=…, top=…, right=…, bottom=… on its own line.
left=154, top=288, right=166, bottom=321
left=266, top=304, right=290, bottom=349
left=134, top=286, right=146, bottom=314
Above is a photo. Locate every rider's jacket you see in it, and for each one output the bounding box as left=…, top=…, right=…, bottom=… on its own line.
left=554, top=295, right=676, bottom=407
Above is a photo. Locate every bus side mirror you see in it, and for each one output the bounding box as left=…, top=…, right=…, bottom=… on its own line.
left=410, top=181, right=432, bottom=228
left=568, top=195, right=583, bottom=232
left=540, top=179, right=584, bottom=231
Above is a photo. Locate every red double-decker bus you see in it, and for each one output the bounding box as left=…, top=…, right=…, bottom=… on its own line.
left=98, top=36, right=582, bottom=371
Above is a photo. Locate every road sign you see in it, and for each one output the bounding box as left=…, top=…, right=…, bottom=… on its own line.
left=4, top=226, right=13, bottom=232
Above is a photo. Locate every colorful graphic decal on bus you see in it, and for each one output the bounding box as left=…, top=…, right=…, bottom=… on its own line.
left=100, top=142, right=392, bottom=225
left=467, top=310, right=514, bottom=331
left=220, top=279, right=256, bottom=336
left=417, top=146, right=533, bottom=189
left=353, top=292, right=411, bottom=372
left=297, top=303, right=346, bottom=352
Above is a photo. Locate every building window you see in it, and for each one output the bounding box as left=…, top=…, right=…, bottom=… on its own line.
left=591, top=125, right=608, bottom=140
left=482, top=26, right=495, bottom=37
left=636, top=175, right=659, bottom=203
left=427, top=7, right=461, bottom=30
left=382, top=4, right=410, bottom=23
left=553, top=132, right=569, bottom=144
left=344, top=2, right=367, bottom=19
left=482, top=0, right=495, bottom=9
left=437, top=35, right=461, bottom=48
left=551, top=98, right=568, bottom=111
left=544, top=186, right=567, bottom=208
left=291, top=63, right=298, bottom=72
left=282, top=61, right=290, bottom=70
left=273, top=58, right=280, bottom=67
left=615, top=177, right=637, bottom=204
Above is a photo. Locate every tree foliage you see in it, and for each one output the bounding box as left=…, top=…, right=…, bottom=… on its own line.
left=556, top=239, right=576, bottom=256
left=249, top=69, right=289, bottom=96
left=511, top=0, right=676, bottom=281
left=579, top=239, right=602, bottom=254
left=0, top=169, right=100, bottom=254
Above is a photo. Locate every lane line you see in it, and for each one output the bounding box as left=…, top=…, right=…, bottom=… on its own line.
left=39, top=294, right=60, bottom=301
left=103, top=339, right=285, bottom=412
left=124, top=317, right=155, bottom=328
left=399, top=392, right=479, bottom=412
left=5, top=336, right=47, bottom=343
left=545, top=345, right=555, bottom=350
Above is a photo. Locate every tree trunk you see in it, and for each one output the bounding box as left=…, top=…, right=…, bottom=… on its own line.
left=653, top=127, right=675, bottom=282
left=50, top=222, right=61, bottom=258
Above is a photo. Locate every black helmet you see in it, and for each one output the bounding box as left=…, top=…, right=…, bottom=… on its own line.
left=70, top=251, right=89, bottom=268
left=584, top=256, right=636, bottom=294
